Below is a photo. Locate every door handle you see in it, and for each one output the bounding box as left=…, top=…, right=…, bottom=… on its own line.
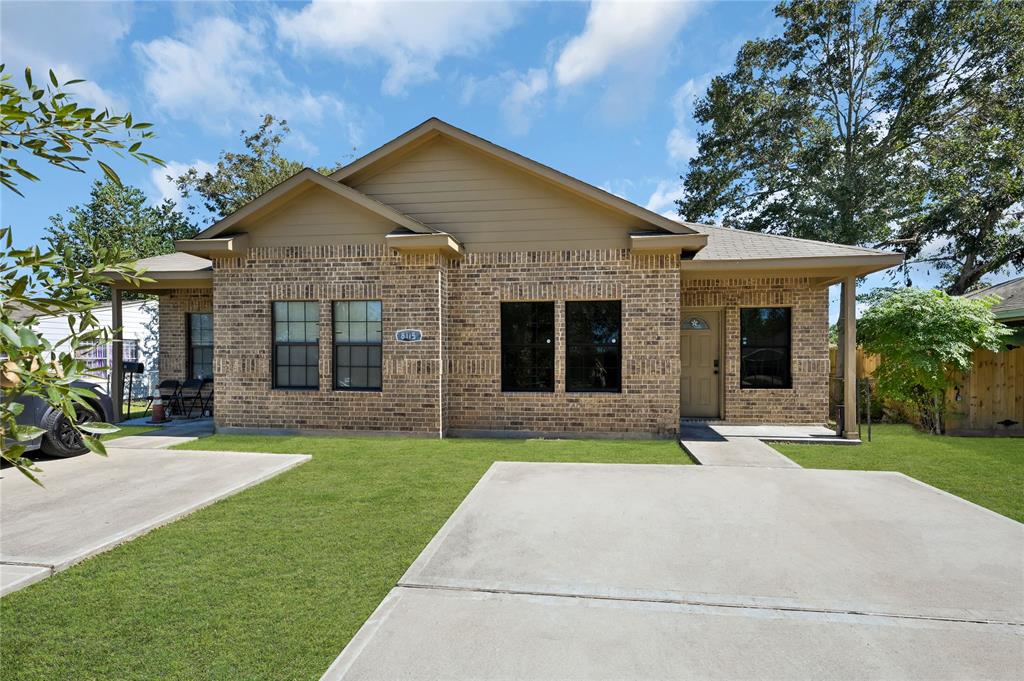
left=713, top=359, right=719, bottom=374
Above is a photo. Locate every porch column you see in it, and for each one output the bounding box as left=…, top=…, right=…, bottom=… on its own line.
left=841, top=276, right=858, bottom=439
left=111, top=286, right=124, bottom=423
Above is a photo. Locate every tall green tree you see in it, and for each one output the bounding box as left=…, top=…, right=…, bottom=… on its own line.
left=44, top=179, right=196, bottom=300
left=173, top=114, right=339, bottom=221
left=678, top=0, right=1023, bottom=287
left=887, top=75, right=1024, bottom=294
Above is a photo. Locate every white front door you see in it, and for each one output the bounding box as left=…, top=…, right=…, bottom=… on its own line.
left=680, top=310, right=720, bottom=418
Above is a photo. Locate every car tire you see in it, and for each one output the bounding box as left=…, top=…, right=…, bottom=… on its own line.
left=40, top=404, right=99, bottom=458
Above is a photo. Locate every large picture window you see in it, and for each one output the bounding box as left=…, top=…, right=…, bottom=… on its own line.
left=272, top=301, right=319, bottom=389
left=501, top=302, right=554, bottom=392
left=740, top=307, right=792, bottom=389
left=333, top=301, right=383, bottom=390
left=188, top=313, right=213, bottom=379
left=566, top=301, right=621, bottom=392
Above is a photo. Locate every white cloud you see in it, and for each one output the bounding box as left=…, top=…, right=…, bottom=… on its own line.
left=553, top=0, right=697, bottom=116
left=134, top=16, right=354, bottom=137
left=1, top=1, right=132, bottom=112
left=666, top=75, right=710, bottom=164
left=645, top=179, right=686, bottom=218
left=501, top=69, right=549, bottom=135
left=275, top=0, right=519, bottom=95
left=150, top=160, right=216, bottom=205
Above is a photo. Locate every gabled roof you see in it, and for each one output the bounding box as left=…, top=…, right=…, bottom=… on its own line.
left=195, top=168, right=436, bottom=239
left=964, top=275, right=1024, bottom=320
left=330, top=117, right=695, bottom=236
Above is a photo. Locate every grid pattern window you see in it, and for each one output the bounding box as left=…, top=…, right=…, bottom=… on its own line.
left=333, top=301, right=383, bottom=390
left=501, top=302, right=555, bottom=392
left=272, top=302, right=320, bottom=389
left=188, top=313, right=213, bottom=379
left=76, top=341, right=139, bottom=372
left=740, top=307, right=792, bottom=389
left=566, top=301, right=622, bottom=392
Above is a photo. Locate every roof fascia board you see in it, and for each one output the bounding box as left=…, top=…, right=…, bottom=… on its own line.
left=331, top=118, right=695, bottom=236
left=385, top=232, right=464, bottom=258
left=176, top=234, right=250, bottom=258
left=630, top=233, right=707, bottom=253
left=195, top=168, right=433, bottom=239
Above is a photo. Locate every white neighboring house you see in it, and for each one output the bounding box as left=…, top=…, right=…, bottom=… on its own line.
left=34, top=299, right=159, bottom=401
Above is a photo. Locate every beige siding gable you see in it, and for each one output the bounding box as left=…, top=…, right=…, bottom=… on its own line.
left=351, top=137, right=644, bottom=251
left=243, top=184, right=397, bottom=247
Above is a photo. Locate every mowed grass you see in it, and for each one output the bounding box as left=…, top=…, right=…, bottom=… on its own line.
left=773, top=424, right=1024, bottom=522
left=2, top=435, right=686, bottom=681
left=101, top=424, right=158, bottom=441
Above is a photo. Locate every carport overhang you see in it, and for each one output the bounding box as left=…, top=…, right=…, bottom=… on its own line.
left=104, top=253, right=213, bottom=422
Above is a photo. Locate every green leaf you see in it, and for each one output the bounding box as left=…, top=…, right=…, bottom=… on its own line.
left=11, top=424, right=46, bottom=441
left=96, top=160, right=121, bottom=185
left=79, top=421, right=120, bottom=435
left=83, top=436, right=108, bottom=456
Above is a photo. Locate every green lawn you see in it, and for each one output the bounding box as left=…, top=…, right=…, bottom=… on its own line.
left=1, top=435, right=686, bottom=681
left=773, top=424, right=1023, bottom=522
left=102, top=425, right=157, bottom=441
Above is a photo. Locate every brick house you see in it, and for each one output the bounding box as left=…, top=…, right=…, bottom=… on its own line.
left=111, top=119, right=901, bottom=438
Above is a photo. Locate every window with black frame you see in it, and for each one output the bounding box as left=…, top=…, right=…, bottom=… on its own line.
left=566, top=300, right=621, bottom=392
left=272, top=301, right=319, bottom=389
left=740, top=307, right=792, bottom=389
left=501, top=302, right=554, bottom=392
left=188, top=313, right=213, bottom=379
left=333, top=301, right=383, bottom=390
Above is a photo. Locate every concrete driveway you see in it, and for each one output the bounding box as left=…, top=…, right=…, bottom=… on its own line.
left=325, top=462, right=1024, bottom=680
left=1, top=445, right=309, bottom=595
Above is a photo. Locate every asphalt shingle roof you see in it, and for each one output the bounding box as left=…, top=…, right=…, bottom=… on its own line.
left=963, top=276, right=1024, bottom=318
left=684, top=223, right=895, bottom=261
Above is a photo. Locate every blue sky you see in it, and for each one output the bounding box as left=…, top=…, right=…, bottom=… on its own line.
left=3, top=0, right=1007, bottom=320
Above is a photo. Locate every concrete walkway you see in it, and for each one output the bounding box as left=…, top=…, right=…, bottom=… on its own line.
left=110, top=417, right=215, bottom=449
left=679, top=423, right=802, bottom=468
left=324, top=462, right=1023, bottom=680
left=1, top=440, right=309, bottom=596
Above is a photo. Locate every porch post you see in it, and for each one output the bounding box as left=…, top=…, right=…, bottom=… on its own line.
left=841, top=276, right=858, bottom=439
left=111, top=286, right=124, bottom=423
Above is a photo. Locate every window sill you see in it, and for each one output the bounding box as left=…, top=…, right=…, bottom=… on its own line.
left=566, top=389, right=622, bottom=395
left=271, top=386, right=320, bottom=391
left=333, top=387, right=383, bottom=393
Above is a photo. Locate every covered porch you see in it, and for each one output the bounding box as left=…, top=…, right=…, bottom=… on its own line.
left=106, top=252, right=213, bottom=422
left=676, top=247, right=903, bottom=440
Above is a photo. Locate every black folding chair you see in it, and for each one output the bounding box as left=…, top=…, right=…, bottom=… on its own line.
left=143, top=379, right=182, bottom=417
left=184, top=378, right=214, bottom=418
left=177, top=379, right=205, bottom=419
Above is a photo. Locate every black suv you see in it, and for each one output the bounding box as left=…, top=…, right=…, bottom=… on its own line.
left=14, top=382, right=116, bottom=457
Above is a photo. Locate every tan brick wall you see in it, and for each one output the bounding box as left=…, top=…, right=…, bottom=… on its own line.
left=445, top=250, right=681, bottom=437
left=211, top=245, right=443, bottom=433
left=158, top=255, right=830, bottom=435
left=681, top=276, right=829, bottom=424
left=157, top=289, right=213, bottom=383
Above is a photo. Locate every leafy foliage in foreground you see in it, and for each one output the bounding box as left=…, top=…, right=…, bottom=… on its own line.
left=857, top=287, right=1009, bottom=433
left=0, top=65, right=162, bottom=194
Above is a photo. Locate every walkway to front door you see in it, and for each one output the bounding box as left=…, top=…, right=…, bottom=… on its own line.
left=679, top=422, right=800, bottom=467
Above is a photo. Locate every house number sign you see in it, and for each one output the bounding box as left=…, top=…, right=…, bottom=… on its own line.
left=395, top=329, right=423, bottom=342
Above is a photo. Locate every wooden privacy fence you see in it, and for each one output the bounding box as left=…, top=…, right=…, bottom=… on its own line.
left=829, top=345, right=1024, bottom=436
